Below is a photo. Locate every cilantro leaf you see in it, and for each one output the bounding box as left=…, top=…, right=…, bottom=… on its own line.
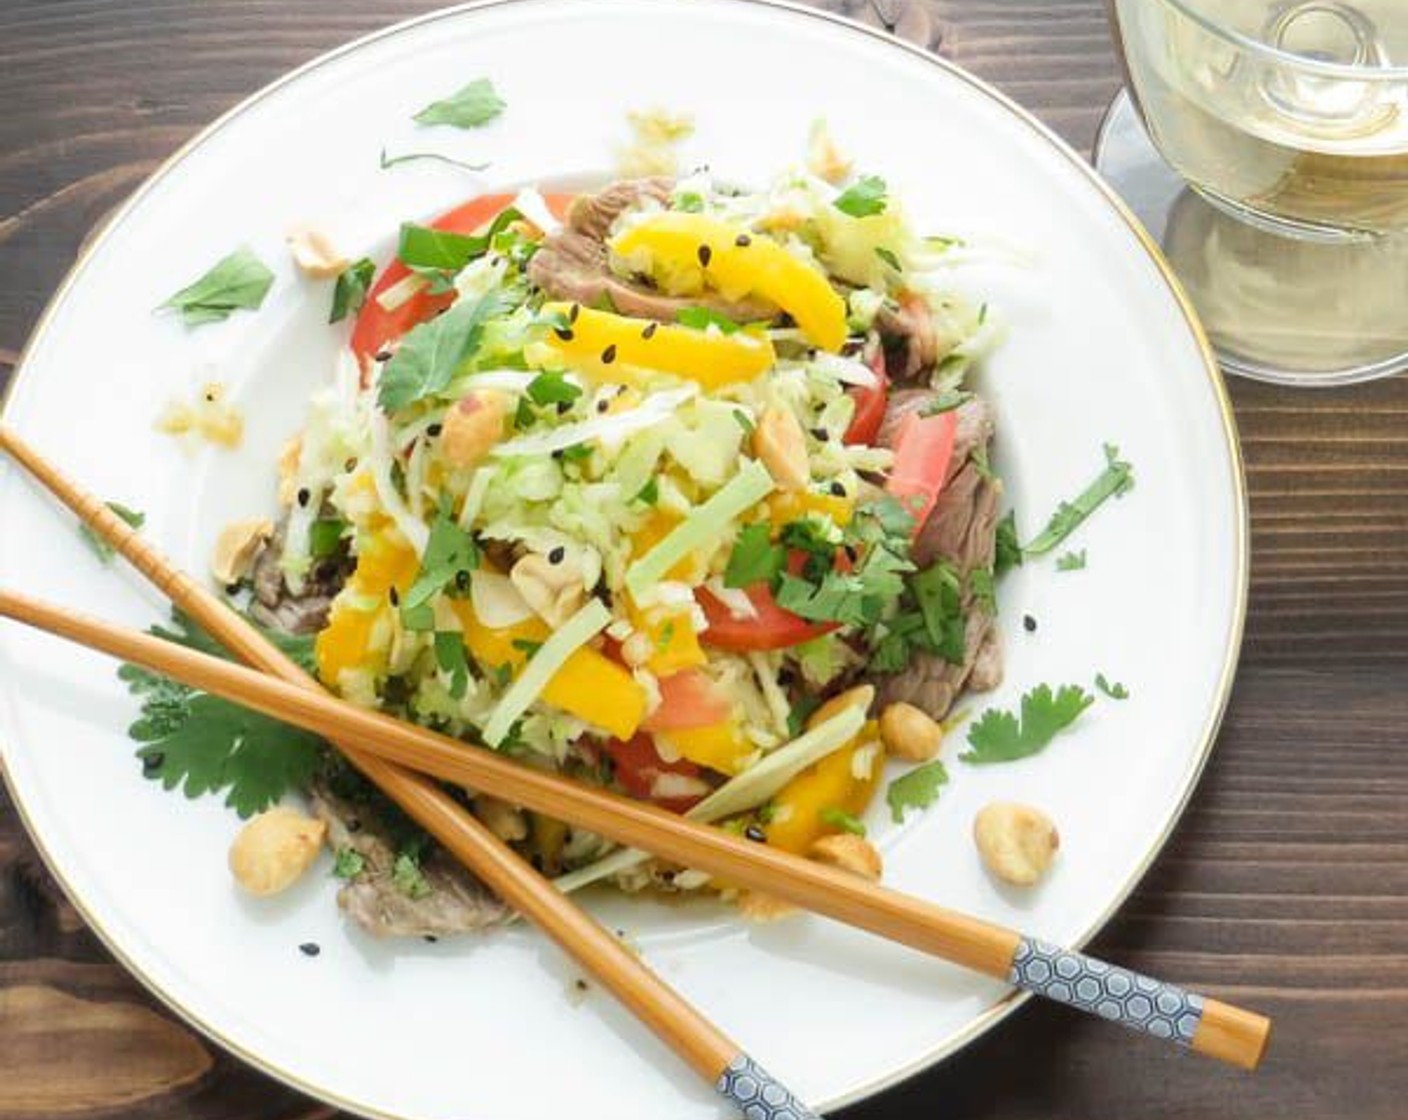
left=913, top=561, right=965, bottom=664
left=378, top=290, right=510, bottom=412
left=434, top=631, right=471, bottom=700
left=994, top=510, right=1023, bottom=577
left=80, top=501, right=145, bottom=564
left=1095, top=673, right=1130, bottom=700
left=775, top=540, right=911, bottom=628
left=786, top=696, right=822, bottom=739
left=820, top=806, right=867, bottom=836
left=330, top=258, right=376, bottom=323
left=673, top=191, right=706, bottom=213
left=413, top=77, right=505, bottom=129
left=633, top=478, right=659, bottom=506
left=380, top=148, right=489, bottom=172
left=968, top=567, right=996, bottom=614
left=396, top=207, right=522, bottom=276
left=960, top=684, right=1094, bottom=765
left=159, top=248, right=274, bottom=326
left=333, top=848, right=366, bottom=880
left=677, top=307, right=741, bottom=334
left=886, top=759, right=949, bottom=823
left=525, top=370, right=582, bottom=407
left=402, top=508, right=479, bottom=622
left=308, top=517, right=348, bottom=560
left=834, top=175, right=888, bottom=218
left=1023, top=444, right=1135, bottom=556
left=724, top=522, right=786, bottom=588
left=392, top=852, right=433, bottom=899
left=731, top=409, right=756, bottom=435
left=1056, top=549, right=1087, bottom=572
left=874, top=246, right=902, bottom=272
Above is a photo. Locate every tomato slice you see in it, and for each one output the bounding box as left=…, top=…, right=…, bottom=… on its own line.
left=642, top=669, right=733, bottom=732
left=886, top=409, right=958, bottom=531
left=349, top=191, right=575, bottom=365
left=697, top=552, right=841, bottom=652
left=843, top=345, right=889, bottom=446
left=602, top=734, right=707, bottom=813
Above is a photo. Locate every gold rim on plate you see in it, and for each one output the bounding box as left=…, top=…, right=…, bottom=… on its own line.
left=0, top=0, right=1249, bottom=1114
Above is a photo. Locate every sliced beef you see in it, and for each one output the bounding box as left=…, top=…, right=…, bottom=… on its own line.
left=310, top=779, right=509, bottom=938
left=248, top=521, right=351, bottom=635
left=528, top=178, right=775, bottom=322
left=875, top=292, right=940, bottom=382
left=871, top=390, right=1004, bottom=717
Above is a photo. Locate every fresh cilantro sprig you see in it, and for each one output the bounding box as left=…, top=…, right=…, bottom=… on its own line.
left=1056, top=549, right=1087, bottom=572
left=1095, top=673, right=1130, bottom=700
left=886, top=759, right=949, bottom=823
left=994, top=511, right=1023, bottom=576
left=80, top=501, right=145, bottom=563
left=159, top=248, right=274, bottom=326
left=723, top=522, right=786, bottom=588
left=834, top=175, right=888, bottom=218
left=378, top=290, right=511, bottom=412
left=330, top=258, right=376, bottom=323
left=400, top=506, right=480, bottom=629
left=960, top=684, right=1094, bottom=765
left=433, top=631, right=471, bottom=699
left=120, top=609, right=325, bottom=818
left=413, top=77, right=505, bottom=129
left=1023, top=444, right=1134, bottom=556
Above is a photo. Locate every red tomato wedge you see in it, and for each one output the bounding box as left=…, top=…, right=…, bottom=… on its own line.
left=886, top=409, right=958, bottom=531
left=642, top=669, right=733, bottom=733
left=601, top=734, right=706, bottom=813
left=349, top=191, right=575, bottom=366
left=698, top=551, right=842, bottom=652
left=843, top=346, right=890, bottom=446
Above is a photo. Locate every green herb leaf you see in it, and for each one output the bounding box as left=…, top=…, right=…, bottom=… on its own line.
left=732, top=409, right=756, bottom=435
left=874, top=246, right=902, bottom=272
left=160, top=248, right=274, bottom=326
left=333, top=848, right=366, bottom=880
left=559, top=443, right=592, bottom=464
left=961, top=684, right=1094, bottom=765
left=724, top=522, right=787, bottom=588
left=413, top=77, right=505, bottom=129
left=677, top=307, right=741, bottom=334
left=525, top=369, right=582, bottom=407
left=402, top=508, right=480, bottom=622
left=968, top=568, right=996, bottom=614
left=80, top=501, right=145, bottom=564
left=775, top=539, right=911, bottom=628
left=392, top=852, right=433, bottom=899
left=511, top=638, right=543, bottom=657
left=886, top=759, right=949, bottom=823
left=378, top=290, right=511, bottom=412
left=330, top=258, right=376, bottom=323
left=913, top=561, right=965, bottom=664
left=1095, top=673, right=1130, bottom=700
left=820, top=806, right=868, bottom=836
left=786, top=696, right=822, bottom=739
left=1023, top=444, right=1135, bottom=556
left=633, top=477, right=659, bottom=506
left=433, top=631, right=471, bottom=699
left=674, top=191, right=706, bottom=213
left=1056, top=549, right=1087, bottom=572
left=397, top=207, right=522, bottom=276
left=514, top=395, right=536, bottom=431
left=308, top=517, right=348, bottom=560
left=834, top=175, right=888, bottom=218
left=379, top=148, right=489, bottom=172
left=994, top=510, right=1023, bottom=576
left=970, top=445, right=996, bottom=482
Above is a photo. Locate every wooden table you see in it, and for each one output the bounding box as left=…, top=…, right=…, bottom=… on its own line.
left=2, top=1, right=1405, bottom=1116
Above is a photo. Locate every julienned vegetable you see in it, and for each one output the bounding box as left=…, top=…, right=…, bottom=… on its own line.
left=133, top=157, right=1139, bottom=938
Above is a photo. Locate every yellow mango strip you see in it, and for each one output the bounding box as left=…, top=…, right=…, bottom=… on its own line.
left=659, top=721, right=755, bottom=776
left=629, top=603, right=706, bottom=675
left=451, top=600, right=647, bottom=741
left=531, top=303, right=776, bottom=388
left=611, top=214, right=847, bottom=352
left=314, top=532, right=420, bottom=685
left=767, top=487, right=855, bottom=530
left=762, top=725, right=882, bottom=854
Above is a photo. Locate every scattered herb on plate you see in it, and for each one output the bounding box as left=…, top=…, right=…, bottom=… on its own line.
left=1095, top=673, right=1130, bottom=700
left=1056, top=549, right=1087, bottom=572
left=886, top=758, right=949, bottom=823
left=1023, top=443, right=1134, bottom=556
left=160, top=248, right=274, bottom=326
left=330, top=258, right=376, bottom=323
left=379, top=148, right=489, bottom=172
left=413, top=77, right=505, bottom=129
left=80, top=501, right=145, bottom=563
left=960, top=684, right=1094, bottom=765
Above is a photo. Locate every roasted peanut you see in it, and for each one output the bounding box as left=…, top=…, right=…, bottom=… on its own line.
left=211, top=517, right=274, bottom=587
left=879, top=701, right=944, bottom=761
left=973, top=802, right=1059, bottom=886
left=286, top=226, right=349, bottom=279
left=509, top=552, right=586, bottom=628
left=736, top=890, right=798, bottom=922
left=441, top=391, right=509, bottom=468
left=475, top=796, right=528, bottom=843
left=809, top=833, right=882, bottom=881
left=228, top=806, right=327, bottom=896
left=806, top=684, right=875, bottom=731
left=753, top=405, right=810, bottom=491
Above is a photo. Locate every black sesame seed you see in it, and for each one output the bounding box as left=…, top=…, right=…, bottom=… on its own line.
left=374, top=349, right=393, bottom=362
left=641, top=321, right=658, bottom=339
left=596, top=399, right=609, bottom=413
left=843, top=544, right=859, bottom=564
left=574, top=978, right=589, bottom=991
left=141, top=752, right=165, bottom=774
left=456, top=570, right=471, bottom=591
left=697, top=244, right=712, bottom=267
left=347, top=818, right=362, bottom=833
left=554, top=327, right=575, bottom=342
left=569, top=303, right=581, bottom=323
left=548, top=546, right=566, bottom=564
left=204, top=390, right=217, bottom=403
left=389, top=587, right=400, bottom=607
left=1023, top=614, right=1038, bottom=633
left=810, top=428, right=830, bottom=442
left=427, top=423, right=443, bottom=438
left=556, top=400, right=571, bottom=415
left=601, top=344, right=617, bottom=365
left=299, top=942, right=321, bottom=957
left=829, top=481, right=846, bottom=497
left=296, top=487, right=311, bottom=508
left=734, top=233, right=752, bottom=247
left=224, top=582, right=241, bottom=596
left=423, top=934, right=439, bottom=944
left=744, top=825, right=767, bottom=843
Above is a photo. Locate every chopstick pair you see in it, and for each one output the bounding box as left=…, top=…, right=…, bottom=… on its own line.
left=0, top=423, right=1271, bottom=1097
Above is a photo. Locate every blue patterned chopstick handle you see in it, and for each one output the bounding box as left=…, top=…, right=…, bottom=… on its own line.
left=1009, top=937, right=1205, bottom=1044
left=716, top=1053, right=821, bottom=1120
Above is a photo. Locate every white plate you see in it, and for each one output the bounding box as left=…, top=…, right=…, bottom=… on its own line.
left=0, top=2, right=1247, bottom=1118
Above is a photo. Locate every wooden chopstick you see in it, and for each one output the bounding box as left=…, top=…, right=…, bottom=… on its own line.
left=0, top=423, right=1272, bottom=1072
left=0, top=424, right=817, bottom=1119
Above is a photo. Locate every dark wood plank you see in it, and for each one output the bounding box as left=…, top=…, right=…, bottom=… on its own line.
left=1, top=2, right=1405, bottom=1119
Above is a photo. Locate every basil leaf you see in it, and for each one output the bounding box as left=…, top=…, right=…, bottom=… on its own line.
left=525, top=370, right=582, bottom=407
left=330, top=258, right=376, bottom=324
left=834, top=175, right=888, bottom=218
left=396, top=207, right=522, bottom=275
left=160, top=248, right=274, bottom=326
left=413, top=78, right=506, bottom=129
